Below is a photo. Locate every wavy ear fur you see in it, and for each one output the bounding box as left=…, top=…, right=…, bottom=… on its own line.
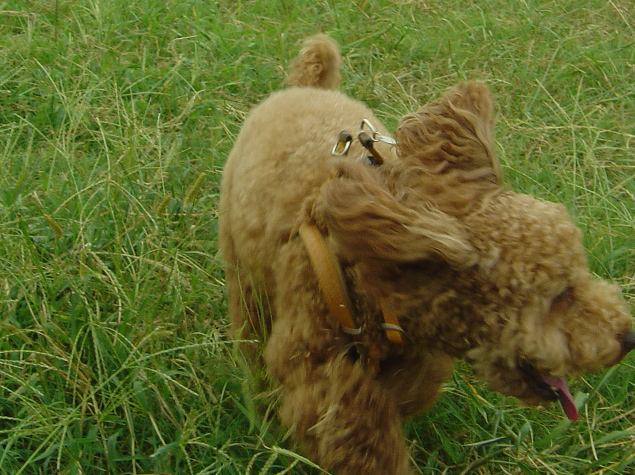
left=310, top=161, right=477, bottom=268
left=396, top=81, right=499, bottom=177
left=393, top=81, right=501, bottom=216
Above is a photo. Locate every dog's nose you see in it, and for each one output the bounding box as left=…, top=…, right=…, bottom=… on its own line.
left=622, top=329, right=635, bottom=355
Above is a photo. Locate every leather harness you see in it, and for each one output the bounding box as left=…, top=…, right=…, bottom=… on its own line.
left=299, top=223, right=405, bottom=346
left=298, top=121, right=405, bottom=363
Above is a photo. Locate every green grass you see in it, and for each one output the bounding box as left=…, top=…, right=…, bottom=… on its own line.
left=0, top=0, right=634, bottom=473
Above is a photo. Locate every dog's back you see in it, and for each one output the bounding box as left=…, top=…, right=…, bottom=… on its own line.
left=218, top=35, right=385, bottom=339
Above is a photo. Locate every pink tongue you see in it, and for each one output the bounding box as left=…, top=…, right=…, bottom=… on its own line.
left=542, top=375, right=578, bottom=421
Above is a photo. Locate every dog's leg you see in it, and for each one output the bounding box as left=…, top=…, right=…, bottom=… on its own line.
left=225, top=266, right=247, bottom=336
left=262, top=242, right=413, bottom=474
left=266, top=339, right=412, bottom=474
left=263, top=290, right=412, bottom=473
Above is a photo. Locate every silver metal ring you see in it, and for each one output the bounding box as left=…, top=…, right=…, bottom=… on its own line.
left=360, top=119, right=396, bottom=146
left=380, top=323, right=405, bottom=333
left=341, top=326, right=362, bottom=336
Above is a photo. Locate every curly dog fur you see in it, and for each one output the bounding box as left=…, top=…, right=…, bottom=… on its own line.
left=219, top=34, right=634, bottom=474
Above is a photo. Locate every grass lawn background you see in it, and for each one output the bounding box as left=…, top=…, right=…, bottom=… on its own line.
left=0, top=0, right=634, bottom=473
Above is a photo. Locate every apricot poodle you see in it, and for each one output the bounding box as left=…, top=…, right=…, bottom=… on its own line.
left=218, top=34, right=634, bottom=474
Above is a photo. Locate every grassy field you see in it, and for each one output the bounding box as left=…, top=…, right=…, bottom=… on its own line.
left=1, top=0, right=634, bottom=473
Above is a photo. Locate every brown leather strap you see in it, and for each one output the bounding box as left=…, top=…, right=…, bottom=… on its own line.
left=299, top=223, right=360, bottom=335
left=299, top=223, right=405, bottom=344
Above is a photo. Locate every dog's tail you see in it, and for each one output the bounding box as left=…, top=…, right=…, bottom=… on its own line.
left=285, top=34, right=341, bottom=89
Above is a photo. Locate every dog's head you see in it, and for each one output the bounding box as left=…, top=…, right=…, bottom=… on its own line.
left=310, top=81, right=633, bottom=419
left=461, top=192, right=633, bottom=420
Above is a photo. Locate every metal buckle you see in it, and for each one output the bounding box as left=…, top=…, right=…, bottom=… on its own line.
left=360, top=119, right=397, bottom=146
left=331, top=130, right=353, bottom=156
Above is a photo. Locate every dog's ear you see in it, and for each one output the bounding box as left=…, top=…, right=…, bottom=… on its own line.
left=310, top=161, right=477, bottom=268
left=394, top=81, right=501, bottom=215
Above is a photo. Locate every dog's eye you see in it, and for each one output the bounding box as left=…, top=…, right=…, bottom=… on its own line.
left=551, top=287, right=574, bottom=313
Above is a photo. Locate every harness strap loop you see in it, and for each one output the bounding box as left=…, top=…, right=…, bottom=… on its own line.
left=358, top=131, right=385, bottom=165
left=380, top=306, right=405, bottom=344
